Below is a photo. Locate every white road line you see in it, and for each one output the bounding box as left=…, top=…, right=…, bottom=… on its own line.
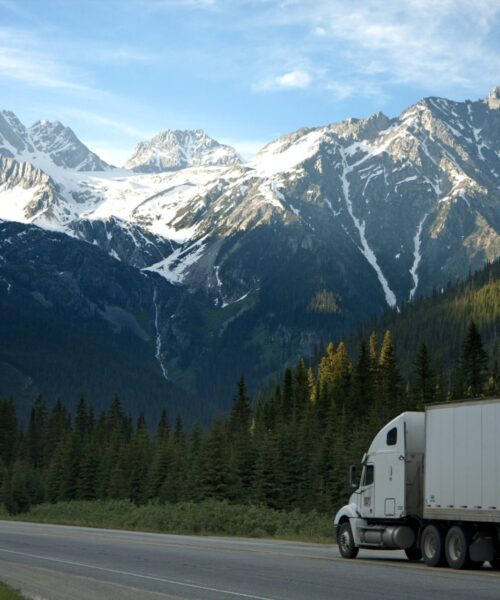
left=0, top=548, right=277, bottom=600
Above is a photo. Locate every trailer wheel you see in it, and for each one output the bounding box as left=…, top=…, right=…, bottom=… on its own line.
left=445, top=526, right=472, bottom=569
left=338, top=521, right=359, bottom=559
left=421, top=524, right=446, bottom=567
left=405, top=546, right=422, bottom=562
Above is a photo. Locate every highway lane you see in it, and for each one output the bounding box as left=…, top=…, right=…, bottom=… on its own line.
left=0, top=520, right=499, bottom=600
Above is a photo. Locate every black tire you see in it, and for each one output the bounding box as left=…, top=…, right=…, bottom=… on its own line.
left=490, top=558, right=500, bottom=570
left=405, top=546, right=422, bottom=562
left=444, top=526, right=472, bottom=569
left=421, top=524, right=446, bottom=567
left=338, top=521, right=359, bottom=559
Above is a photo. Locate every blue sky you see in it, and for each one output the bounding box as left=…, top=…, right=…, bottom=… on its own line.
left=1, top=0, right=499, bottom=165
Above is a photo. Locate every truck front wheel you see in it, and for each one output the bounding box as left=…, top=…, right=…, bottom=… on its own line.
left=421, top=524, right=446, bottom=567
left=338, top=521, right=359, bottom=559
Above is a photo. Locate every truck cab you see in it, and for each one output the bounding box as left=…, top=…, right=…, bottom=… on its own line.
left=334, top=412, right=425, bottom=558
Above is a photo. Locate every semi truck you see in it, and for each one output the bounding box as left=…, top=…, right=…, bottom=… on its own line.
left=333, top=398, right=500, bottom=569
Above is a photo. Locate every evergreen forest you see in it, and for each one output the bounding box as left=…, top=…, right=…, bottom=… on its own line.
left=0, top=315, right=497, bottom=521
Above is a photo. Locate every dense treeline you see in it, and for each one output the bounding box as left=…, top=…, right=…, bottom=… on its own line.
left=0, top=320, right=497, bottom=517
left=354, top=260, right=499, bottom=380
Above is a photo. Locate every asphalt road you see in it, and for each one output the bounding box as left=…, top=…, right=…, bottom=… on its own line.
left=0, top=521, right=499, bottom=600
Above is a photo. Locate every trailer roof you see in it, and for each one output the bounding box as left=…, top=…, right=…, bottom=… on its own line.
left=425, top=397, right=500, bottom=410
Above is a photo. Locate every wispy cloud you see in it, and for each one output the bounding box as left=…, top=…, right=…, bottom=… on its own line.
left=0, top=27, right=93, bottom=92
left=257, top=0, right=500, bottom=93
left=63, top=109, right=153, bottom=139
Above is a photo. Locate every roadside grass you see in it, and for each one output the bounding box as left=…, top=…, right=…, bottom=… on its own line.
left=0, top=500, right=334, bottom=543
left=0, top=583, right=27, bottom=600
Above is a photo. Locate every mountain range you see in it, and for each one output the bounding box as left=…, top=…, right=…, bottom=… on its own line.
left=0, top=87, right=499, bottom=422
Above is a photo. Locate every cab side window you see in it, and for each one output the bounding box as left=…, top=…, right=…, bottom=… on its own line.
left=363, top=465, right=374, bottom=486
left=386, top=427, right=397, bottom=446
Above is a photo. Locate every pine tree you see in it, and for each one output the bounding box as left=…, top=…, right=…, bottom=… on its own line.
left=293, top=360, right=309, bottom=422
left=184, top=422, right=204, bottom=502
left=460, top=321, right=489, bottom=397
left=201, top=417, right=239, bottom=501
left=78, top=438, right=99, bottom=500
left=229, top=377, right=251, bottom=435
left=331, top=341, right=352, bottom=411
left=227, top=378, right=255, bottom=501
left=352, top=340, right=373, bottom=416
left=26, top=395, right=48, bottom=469
left=45, top=400, right=68, bottom=466
left=129, top=414, right=151, bottom=504
left=252, top=435, right=279, bottom=507
left=146, top=414, right=170, bottom=500
left=413, top=342, right=434, bottom=407
left=378, top=330, right=403, bottom=419
left=281, top=369, right=294, bottom=423
left=0, top=399, right=18, bottom=467
left=160, top=416, right=186, bottom=503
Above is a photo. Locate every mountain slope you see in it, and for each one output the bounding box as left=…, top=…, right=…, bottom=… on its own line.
left=353, top=259, right=500, bottom=380
left=0, top=89, right=498, bottom=420
left=0, top=220, right=200, bottom=424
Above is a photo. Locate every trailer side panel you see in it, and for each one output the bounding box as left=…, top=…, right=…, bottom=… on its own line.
left=424, top=398, right=500, bottom=523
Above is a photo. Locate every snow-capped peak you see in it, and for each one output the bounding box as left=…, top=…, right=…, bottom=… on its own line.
left=0, top=110, right=111, bottom=172
left=125, top=129, right=242, bottom=173
left=28, top=120, right=111, bottom=171
left=486, top=85, right=500, bottom=110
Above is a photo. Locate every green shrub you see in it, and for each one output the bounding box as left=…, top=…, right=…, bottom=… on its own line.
left=9, top=499, right=333, bottom=542
left=0, top=583, right=28, bottom=600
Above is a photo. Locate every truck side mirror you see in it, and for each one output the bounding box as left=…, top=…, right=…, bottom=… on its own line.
left=349, top=465, right=358, bottom=489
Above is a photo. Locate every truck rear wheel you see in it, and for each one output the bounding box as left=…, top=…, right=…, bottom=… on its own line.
left=445, top=526, right=472, bottom=569
left=422, top=524, right=446, bottom=567
left=338, top=521, right=359, bottom=559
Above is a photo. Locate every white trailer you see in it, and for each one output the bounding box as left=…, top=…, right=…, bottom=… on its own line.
left=333, top=398, right=500, bottom=569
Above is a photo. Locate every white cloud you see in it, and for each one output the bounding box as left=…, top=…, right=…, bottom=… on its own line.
left=244, top=0, right=500, bottom=99
left=275, top=70, right=311, bottom=89
left=254, top=69, right=312, bottom=92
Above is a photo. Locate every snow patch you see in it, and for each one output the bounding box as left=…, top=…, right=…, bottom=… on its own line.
left=409, top=213, right=428, bottom=300
left=153, top=285, right=168, bottom=381
left=340, top=148, right=397, bottom=308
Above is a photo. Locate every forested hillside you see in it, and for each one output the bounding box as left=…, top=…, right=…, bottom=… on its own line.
left=1, top=277, right=497, bottom=518
left=352, top=259, right=499, bottom=381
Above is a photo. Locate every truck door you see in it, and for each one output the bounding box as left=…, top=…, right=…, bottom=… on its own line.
left=359, top=463, right=375, bottom=518
left=373, top=425, right=405, bottom=518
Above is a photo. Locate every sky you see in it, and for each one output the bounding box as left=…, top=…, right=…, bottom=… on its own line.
left=1, top=0, right=499, bottom=165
